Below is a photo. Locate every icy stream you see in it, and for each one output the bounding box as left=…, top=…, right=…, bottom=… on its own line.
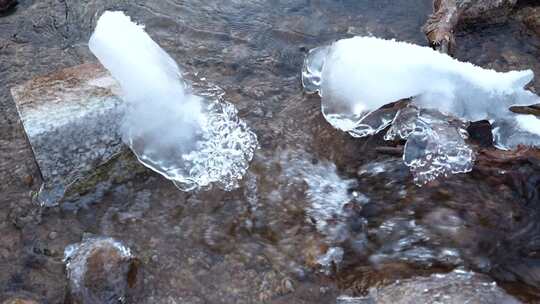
left=2, top=0, right=540, bottom=303
left=303, top=36, right=540, bottom=184
left=89, top=12, right=258, bottom=191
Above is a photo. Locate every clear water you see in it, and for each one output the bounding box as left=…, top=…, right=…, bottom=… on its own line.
left=1, top=0, right=540, bottom=303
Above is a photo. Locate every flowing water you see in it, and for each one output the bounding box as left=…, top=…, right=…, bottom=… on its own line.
left=1, top=0, right=540, bottom=303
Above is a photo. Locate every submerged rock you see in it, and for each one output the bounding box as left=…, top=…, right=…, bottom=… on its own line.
left=423, top=0, right=517, bottom=54
left=2, top=298, right=38, bottom=304
left=338, top=269, right=522, bottom=304
left=64, top=236, right=142, bottom=304
left=10, top=63, right=124, bottom=206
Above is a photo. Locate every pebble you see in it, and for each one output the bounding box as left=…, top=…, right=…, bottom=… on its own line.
left=48, top=231, right=57, bottom=240
left=64, top=236, right=142, bottom=304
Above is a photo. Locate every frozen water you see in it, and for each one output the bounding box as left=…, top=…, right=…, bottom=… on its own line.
left=369, top=217, right=462, bottom=267
left=303, top=36, right=540, bottom=184
left=386, top=106, right=475, bottom=185
left=317, top=247, right=344, bottom=274
left=64, top=236, right=134, bottom=302
left=89, top=11, right=257, bottom=191
left=303, top=36, right=540, bottom=134
left=278, top=150, right=367, bottom=243
left=274, top=150, right=369, bottom=271
left=492, top=113, right=540, bottom=150
left=303, top=45, right=399, bottom=138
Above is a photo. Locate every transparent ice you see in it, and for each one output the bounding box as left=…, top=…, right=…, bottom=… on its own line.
left=89, top=11, right=257, bottom=191
left=316, top=247, right=344, bottom=274
left=303, top=36, right=540, bottom=184
left=385, top=106, right=474, bottom=184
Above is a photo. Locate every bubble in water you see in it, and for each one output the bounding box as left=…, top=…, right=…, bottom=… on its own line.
left=278, top=150, right=366, bottom=243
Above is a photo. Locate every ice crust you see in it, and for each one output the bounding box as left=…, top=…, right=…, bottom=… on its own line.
left=89, top=11, right=257, bottom=191
left=303, top=36, right=540, bottom=184
left=64, top=236, right=134, bottom=301
left=278, top=150, right=364, bottom=243
left=385, top=106, right=475, bottom=184
left=276, top=150, right=369, bottom=272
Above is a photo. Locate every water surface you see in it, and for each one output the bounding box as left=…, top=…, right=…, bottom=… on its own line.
left=1, top=0, right=540, bottom=303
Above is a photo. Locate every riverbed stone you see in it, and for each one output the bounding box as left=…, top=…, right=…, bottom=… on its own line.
left=2, top=298, right=38, bottom=304
left=338, top=269, right=522, bottom=304
left=519, top=6, right=540, bottom=37
left=10, top=63, right=124, bottom=206
left=64, top=236, right=142, bottom=304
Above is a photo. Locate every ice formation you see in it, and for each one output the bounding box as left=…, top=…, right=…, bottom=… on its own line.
left=89, top=11, right=257, bottom=191
left=276, top=150, right=369, bottom=272
left=64, top=236, right=136, bottom=303
left=317, top=247, right=344, bottom=274
left=303, top=36, right=540, bottom=184
left=369, top=217, right=462, bottom=267
left=385, top=106, right=475, bottom=184
left=278, top=150, right=367, bottom=243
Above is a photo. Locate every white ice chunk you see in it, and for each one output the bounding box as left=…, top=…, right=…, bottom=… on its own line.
left=515, top=114, right=540, bottom=136
left=303, top=36, right=540, bottom=184
left=89, top=11, right=258, bottom=191
left=304, top=37, right=538, bottom=129
left=492, top=114, right=540, bottom=150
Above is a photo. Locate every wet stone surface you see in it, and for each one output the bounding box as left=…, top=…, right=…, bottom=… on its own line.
left=338, top=269, right=522, bottom=304
left=64, top=236, right=142, bottom=304
left=11, top=63, right=123, bottom=206
left=0, top=0, right=540, bottom=303
left=2, top=298, right=38, bottom=304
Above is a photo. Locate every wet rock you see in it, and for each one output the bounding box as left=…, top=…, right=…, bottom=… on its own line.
left=338, top=269, right=522, bottom=303
left=2, top=298, right=38, bottom=304
left=10, top=63, right=124, bottom=206
left=48, top=231, right=58, bottom=240
left=517, top=6, right=540, bottom=37
left=466, top=120, right=493, bottom=147
left=423, top=0, right=517, bottom=54
left=475, top=146, right=540, bottom=167
left=0, top=0, right=16, bottom=14
left=64, top=236, right=142, bottom=304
